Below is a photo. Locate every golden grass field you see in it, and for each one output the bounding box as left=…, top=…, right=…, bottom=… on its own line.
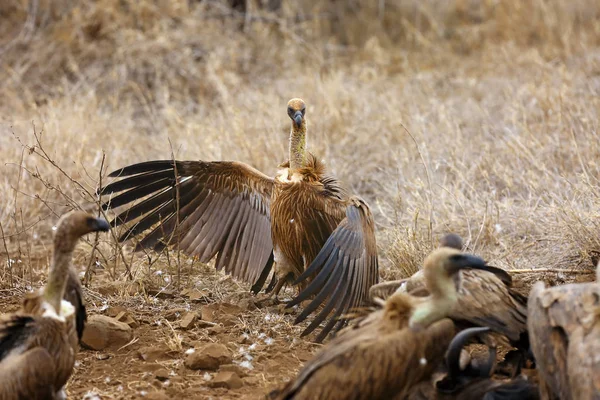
left=1, top=0, right=600, bottom=398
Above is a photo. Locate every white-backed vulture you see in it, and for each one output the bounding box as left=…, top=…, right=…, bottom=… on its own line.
left=370, top=234, right=527, bottom=354
left=527, top=262, right=600, bottom=399
left=270, top=248, right=495, bottom=400
left=99, top=99, right=378, bottom=341
left=0, top=211, right=109, bottom=399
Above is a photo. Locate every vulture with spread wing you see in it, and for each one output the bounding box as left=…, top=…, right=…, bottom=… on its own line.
left=99, top=98, right=378, bottom=341
left=0, top=211, right=109, bottom=399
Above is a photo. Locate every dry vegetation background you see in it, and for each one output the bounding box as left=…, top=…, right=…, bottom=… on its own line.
left=1, top=0, right=600, bottom=398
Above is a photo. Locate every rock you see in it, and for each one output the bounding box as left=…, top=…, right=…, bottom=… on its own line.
left=238, top=334, right=250, bottom=344
left=184, top=343, right=232, bottom=370
left=179, top=312, right=197, bottom=330
left=164, top=308, right=188, bottom=321
left=154, top=368, right=170, bottom=381
left=220, top=363, right=247, bottom=377
left=106, top=305, right=127, bottom=317
left=137, top=345, right=175, bottom=362
left=201, top=304, right=219, bottom=323
left=208, top=371, right=243, bottom=389
left=238, top=298, right=257, bottom=311
left=243, top=376, right=261, bottom=386
left=115, top=310, right=140, bottom=328
left=143, top=392, right=170, bottom=400
left=201, top=303, right=243, bottom=324
left=81, top=315, right=133, bottom=350
left=207, top=325, right=224, bottom=335
left=183, top=288, right=212, bottom=303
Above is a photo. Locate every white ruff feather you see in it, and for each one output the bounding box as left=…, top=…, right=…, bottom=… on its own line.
left=42, top=300, right=75, bottom=321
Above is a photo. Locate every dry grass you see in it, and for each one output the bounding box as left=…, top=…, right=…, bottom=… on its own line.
left=1, top=0, right=600, bottom=295
left=1, top=0, right=600, bottom=397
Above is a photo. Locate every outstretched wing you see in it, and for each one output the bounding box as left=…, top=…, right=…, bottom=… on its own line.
left=287, top=196, right=379, bottom=342
left=99, top=160, right=274, bottom=288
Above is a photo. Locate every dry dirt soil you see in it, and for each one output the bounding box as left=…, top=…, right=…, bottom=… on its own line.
left=1, top=259, right=324, bottom=400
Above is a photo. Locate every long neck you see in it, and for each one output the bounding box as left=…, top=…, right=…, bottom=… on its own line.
left=43, top=249, right=71, bottom=314
left=410, top=275, right=459, bottom=329
left=289, top=121, right=307, bottom=170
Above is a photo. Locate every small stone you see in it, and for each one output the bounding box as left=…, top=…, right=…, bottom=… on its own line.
left=179, top=312, right=197, bottom=330
left=238, top=334, right=250, bottom=344
left=243, top=376, right=261, bottom=386
left=207, top=325, right=224, bottom=335
left=106, top=306, right=127, bottom=317
left=220, top=364, right=247, bottom=377
left=238, top=298, right=257, bottom=311
left=115, top=310, right=140, bottom=328
left=81, top=315, right=133, bottom=350
left=154, top=368, right=170, bottom=381
left=186, top=289, right=212, bottom=303
left=208, top=371, right=243, bottom=389
left=137, top=346, right=175, bottom=362
left=184, top=343, right=232, bottom=370
left=164, top=308, right=188, bottom=321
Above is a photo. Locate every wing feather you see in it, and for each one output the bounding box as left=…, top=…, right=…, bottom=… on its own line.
left=288, top=196, right=379, bottom=341
left=100, top=160, right=275, bottom=289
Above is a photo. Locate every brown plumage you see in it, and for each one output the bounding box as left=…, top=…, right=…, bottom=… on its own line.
left=271, top=248, right=492, bottom=400
left=0, top=211, right=109, bottom=400
left=527, top=263, right=600, bottom=400
left=408, top=327, right=540, bottom=400
left=99, top=98, right=378, bottom=341
left=370, top=234, right=526, bottom=347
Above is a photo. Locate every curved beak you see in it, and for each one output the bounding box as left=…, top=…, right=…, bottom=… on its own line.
left=448, top=254, right=488, bottom=274
left=89, top=218, right=110, bottom=232
left=293, top=111, right=303, bottom=126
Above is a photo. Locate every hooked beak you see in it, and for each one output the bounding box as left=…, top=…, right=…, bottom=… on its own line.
left=447, top=254, right=488, bottom=274
left=293, top=111, right=303, bottom=127
left=89, top=217, right=110, bottom=232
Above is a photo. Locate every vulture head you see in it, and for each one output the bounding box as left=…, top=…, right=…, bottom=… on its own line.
left=410, top=248, right=488, bottom=331
left=53, top=210, right=110, bottom=253
left=287, top=98, right=306, bottom=128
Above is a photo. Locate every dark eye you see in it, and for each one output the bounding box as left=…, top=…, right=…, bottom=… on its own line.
left=287, top=107, right=293, bottom=114
left=301, top=107, right=306, bottom=114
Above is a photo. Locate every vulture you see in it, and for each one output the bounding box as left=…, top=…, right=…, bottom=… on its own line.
left=270, top=247, right=492, bottom=400
left=370, top=234, right=528, bottom=357
left=0, top=211, right=110, bottom=400
left=99, top=98, right=378, bottom=341
left=527, top=262, right=600, bottom=400
left=408, top=327, right=539, bottom=400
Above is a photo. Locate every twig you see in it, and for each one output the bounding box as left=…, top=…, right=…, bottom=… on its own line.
left=11, top=126, right=134, bottom=280
left=168, top=139, right=182, bottom=291
left=0, top=220, right=12, bottom=287
left=400, top=123, right=434, bottom=245
left=510, top=268, right=595, bottom=274
left=84, top=152, right=106, bottom=286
